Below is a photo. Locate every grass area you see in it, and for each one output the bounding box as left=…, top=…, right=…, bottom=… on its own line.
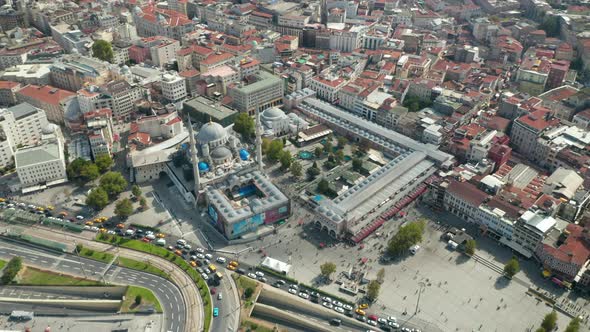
left=79, top=247, right=114, bottom=263
left=121, top=286, right=163, bottom=313
left=18, top=266, right=103, bottom=286
left=97, top=234, right=212, bottom=331
left=240, top=320, right=275, bottom=332
left=116, top=257, right=169, bottom=279
left=0, top=259, right=5, bottom=270
left=234, top=274, right=257, bottom=291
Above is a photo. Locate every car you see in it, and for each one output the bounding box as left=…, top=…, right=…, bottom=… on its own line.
left=288, top=283, right=297, bottom=289
left=368, top=315, right=378, bottom=321
left=236, top=268, right=246, bottom=275
left=247, top=273, right=257, bottom=279
left=388, top=322, right=400, bottom=329
left=210, top=288, right=216, bottom=295
left=401, top=328, right=411, bottom=332
left=343, top=304, right=353, bottom=311
left=321, top=296, right=331, bottom=302
left=288, top=288, right=297, bottom=294
left=116, top=223, right=125, bottom=229
left=141, top=237, right=150, bottom=242
left=216, top=257, right=226, bottom=264
left=107, top=230, right=116, bottom=235
left=227, top=264, right=236, bottom=271
left=184, top=244, right=192, bottom=250
left=196, top=248, right=205, bottom=253
left=196, top=253, right=205, bottom=259
left=83, top=225, right=90, bottom=230
left=345, top=310, right=354, bottom=317
left=298, top=292, right=309, bottom=299
left=196, top=267, right=204, bottom=274
left=310, top=291, right=319, bottom=298
left=272, top=282, right=281, bottom=288
left=176, top=239, right=187, bottom=246
left=387, top=316, right=397, bottom=323
left=258, top=277, right=267, bottom=283
left=356, top=315, right=367, bottom=322
left=195, top=260, right=203, bottom=267
left=355, top=308, right=365, bottom=316
left=85, top=221, right=93, bottom=226
left=190, top=261, right=197, bottom=267
left=332, top=300, right=343, bottom=307
left=174, top=250, right=182, bottom=256
left=213, top=307, right=219, bottom=317
left=377, top=318, right=388, bottom=325
left=156, top=233, right=165, bottom=238
left=229, top=260, right=239, bottom=267
left=322, top=302, right=333, bottom=309
left=330, top=319, right=342, bottom=326
left=167, top=246, right=174, bottom=251
left=90, top=226, right=99, bottom=232
left=99, top=228, right=107, bottom=233
left=145, top=234, right=156, bottom=240
left=359, top=303, right=369, bottom=309
left=380, top=326, right=392, bottom=332
left=201, top=273, right=209, bottom=280
left=205, top=253, right=213, bottom=260
left=204, top=268, right=211, bottom=274
left=76, top=215, right=84, bottom=220
left=27, top=204, right=36, bottom=209
left=217, top=293, right=222, bottom=300
left=190, top=255, right=197, bottom=261
left=255, top=271, right=264, bottom=278
left=176, top=244, right=185, bottom=249
left=367, top=320, right=377, bottom=326
left=334, top=307, right=345, bottom=314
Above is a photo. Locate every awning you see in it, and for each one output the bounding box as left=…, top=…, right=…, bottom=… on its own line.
left=542, top=270, right=551, bottom=278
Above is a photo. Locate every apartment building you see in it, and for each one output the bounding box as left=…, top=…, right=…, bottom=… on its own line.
left=84, top=108, right=115, bottom=159
left=15, top=138, right=67, bottom=192
left=133, top=7, right=196, bottom=41
left=309, top=74, right=348, bottom=103
left=50, top=55, right=114, bottom=92
left=228, top=71, right=283, bottom=115
left=97, top=80, right=145, bottom=120
left=161, top=73, right=187, bottom=103
left=0, top=81, right=21, bottom=106
left=510, top=109, right=560, bottom=159
left=16, top=85, right=76, bottom=124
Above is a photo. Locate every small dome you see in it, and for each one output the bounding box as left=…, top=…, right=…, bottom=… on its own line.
left=42, top=123, right=57, bottom=135
left=262, top=107, right=285, bottom=119
left=210, top=146, right=232, bottom=160
left=239, top=149, right=250, bottom=161
left=198, top=161, right=209, bottom=171
left=197, top=121, right=227, bottom=144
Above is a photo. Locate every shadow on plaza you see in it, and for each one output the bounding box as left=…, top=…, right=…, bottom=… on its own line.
left=494, top=276, right=510, bottom=290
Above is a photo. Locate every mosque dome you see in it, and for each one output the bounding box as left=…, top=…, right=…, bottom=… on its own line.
left=210, top=146, right=232, bottom=160
left=262, top=107, right=285, bottom=120
left=197, top=121, right=227, bottom=144
left=198, top=161, right=209, bottom=172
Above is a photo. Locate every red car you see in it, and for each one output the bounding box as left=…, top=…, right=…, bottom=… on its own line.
left=368, top=314, right=378, bottom=321
left=141, top=237, right=150, bottom=242
left=210, top=288, right=216, bottom=295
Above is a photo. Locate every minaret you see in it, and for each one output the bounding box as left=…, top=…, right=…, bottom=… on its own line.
left=255, top=108, right=263, bottom=172
left=187, top=115, right=200, bottom=207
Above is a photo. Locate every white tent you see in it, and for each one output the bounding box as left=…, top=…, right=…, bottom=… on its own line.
left=261, top=256, right=291, bottom=275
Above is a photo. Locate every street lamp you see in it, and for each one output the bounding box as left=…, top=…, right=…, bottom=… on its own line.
left=414, top=281, right=425, bottom=315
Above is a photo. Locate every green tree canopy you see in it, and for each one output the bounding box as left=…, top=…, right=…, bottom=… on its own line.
left=99, top=171, right=128, bottom=198
left=335, top=150, right=344, bottom=163
left=323, top=140, right=333, bottom=154
left=314, top=146, right=323, bottom=159
left=317, top=178, right=330, bottom=194
left=290, top=160, right=302, bottom=178
left=319, top=262, right=337, bottom=278
left=565, top=317, right=581, bottom=332
left=464, top=239, right=476, bottom=256
left=267, top=140, right=284, bottom=161
left=261, top=138, right=271, bottom=155
left=541, top=311, right=558, bottom=331
left=86, top=187, right=109, bottom=210
left=307, top=164, right=320, bottom=179
left=367, top=280, right=381, bottom=301
left=337, top=136, right=347, bottom=148
left=539, top=16, right=560, bottom=37
left=352, top=158, right=363, bottom=171
left=114, top=198, right=134, bottom=219
left=233, top=112, right=255, bottom=137
left=95, top=154, right=113, bottom=173
left=131, top=184, right=142, bottom=198
left=1, top=256, right=22, bottom=285
left=92, top=40, right=114, bottom=62
left=386, top=220, right=425, bottom=256
left=279, top=150, right=292, bottom=170
left=403, top=96, right=433, bottom=112
left=504, top=257, right=520, bottom=278
left=80, top=163, right=100, bottom=182
left=139, top=196, right=147, bottom=210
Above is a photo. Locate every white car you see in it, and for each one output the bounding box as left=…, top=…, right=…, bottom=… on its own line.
left=83, top=225, right=91, bottom=230
left=18, top=203, right=25, bottom=207
left=367, top=320, right=377, bottom=326
left=176, top=239, right=187, bottom=246
left=288, top=288, right=297, bottom=295
left=334, top=307, right=345, bottom=314
left=184, top=244, right=192, bottom=250
left=322, top=302, right=333, bottom=309
left=217, top=293, right=222, bottom=300
left=27, top=204, right=36, bottom=209
left=125, top=229, right=135, bottom=236
left=90, top=226, right=99, bottom=232
left=290, top=284, right=299, bottom=290
left=146, top=234, right=156, bottom=240
left=76, top=215, right=84, bottom=220
left=332, top=300, right=343, bottom=307
left=298, top=292, right=309, bottom=299
left=201, top=273, right=209, bottom=280
left=247, top=273, right=257, bottom=279
left=205, top=253, right=213, bottom=260
left=107, top=230, right=116, bottom=235
left=388, top=322, right=400, bottom=328
left=377, top=318, right=388, bottom=325
left=387, top=316, right=397, bottom=323
left=255, top=271, right=264, bottom=277
left=196, top=248, right=205, bottom=253
left=190, top=255, right=197, bottom=261
left=321, top=296, right=331, bottom=302
left=343, top=304, right=353, bottom=311
left=216, top=257, right=227, bottom=264
left=196, top=253, right=205, bottom=259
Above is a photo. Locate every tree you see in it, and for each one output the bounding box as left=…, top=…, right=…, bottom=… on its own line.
left=376, top=268, right=385, bottom=284
left=541, top=311, right=558, bottom=331
left=1, top=256, right=22, bottom=285
left=323, top=140, right=333, bottom=154
left=80, top=163, right=100, bottom=182
left=233, top=112, right=255, bottom=137
left=99, top=171, right=128, bottom=198
left=317, top=178, right=330, bottom=194
left=75, top=244, right=83, bottom=253
left=92, top=40, right=114, bottom=62
left=464, top=239, right=476, bottom=256
left=267, top=140, right=284, bottom=161
left=335, top=150, right=344, bottom=163
left=503, top=257, right=520, bottom=278
left=535, top=329, right=546, bottom=332
left=139, top=197, right=147, bottom=210
left=115, top=198, right=133, bottom=219
left=86, top=187, right=109, bottom=210
left=131, top=185, right=142, bottom=198
left=135, top=295, right=142, bottom=305
left=307, top=164, right=320, bottom=179
left=352, top=158, right=363, bottom=171
left=279, top=150, right=292, bottom=170
left=565, top=317, right=581, bottom=332
left=290, top=161, right=303, bottom=178
left=319, top=262, right=337, bottom=279
left=95, top=154, right=113, bottom=173
left=337, top=136, right=347, bottom=149
left=387, top=220, right=425, bottom=256
left=244, top=287, right=254, bottom=299
left=314, top=146, right=323, bottom=159
left=539, top=16, right=560, bottom=37
left=261, top=138, right=271, bottom=155
left=367, top=280, right=381, bottom=301
left=67, top=158, right=88, bottom=179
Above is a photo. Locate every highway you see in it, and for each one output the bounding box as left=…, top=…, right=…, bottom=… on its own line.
left=0, top=238, right=185, bottom=332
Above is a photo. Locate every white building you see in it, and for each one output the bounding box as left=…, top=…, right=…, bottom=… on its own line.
left=150, top=38, right=181, bottom=68
left=161, top=73, right=187, bottom=103
left=309, top=74, right=347, bottom=103
left=422, top=124, right=443, bottom=146
left=15, top=137, right=67, bottom=193
left=0, top=103, right=49, bottom=148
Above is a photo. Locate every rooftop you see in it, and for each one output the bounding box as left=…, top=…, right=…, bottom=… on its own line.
left=17, top=85, right=75, bottom=106
left=15, top=142, right=61, bottom=168
left=7, top=102, right=40, bottom=120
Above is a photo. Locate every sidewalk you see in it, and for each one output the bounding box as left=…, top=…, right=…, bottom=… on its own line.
left=21, top=226, right=204, bottom=332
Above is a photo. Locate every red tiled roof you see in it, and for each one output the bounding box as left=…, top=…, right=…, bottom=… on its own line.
left=17, top=85, right=75, bottom=105
left=0, top=81, right=20, bottom=89
left=516, top=109, right=560, bottom=131
left=446, top=180, right=488, bottom=207
left=200, top=52, right=233, bottom=65
left=165, top=116, right=182, bottom=126
left=179, top=69, right=200, bottom=77
left=540, top=223, right=590, bottom=268
left=129, top=132, right=151, bottom=146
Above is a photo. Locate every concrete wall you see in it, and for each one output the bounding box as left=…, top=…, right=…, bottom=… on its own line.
left=0, top=298, right=122, bottom=312
left=8, top=286, right=127, bottom=299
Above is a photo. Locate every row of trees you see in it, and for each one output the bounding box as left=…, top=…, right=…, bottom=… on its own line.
left=1, top=256, right=22, bottom=285
left=67, top=154, right=114, bottom=183
left=85, top=171, right=128, bottom=210
left=535, top=311, right=580, bottom=332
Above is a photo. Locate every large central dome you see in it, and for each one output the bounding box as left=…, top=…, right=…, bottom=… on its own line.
left=197, top=121, right=227, bottom=145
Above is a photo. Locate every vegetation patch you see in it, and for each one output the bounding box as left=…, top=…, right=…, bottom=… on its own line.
left=116, top=257, right=169, bottom=279
left=1, top=257, right=22, bottom=285
left=121, top=286, right=163, bottom=313
left=18, top=266, right=102, bottom=286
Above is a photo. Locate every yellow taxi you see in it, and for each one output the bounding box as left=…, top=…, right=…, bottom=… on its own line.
left=226, top=264, right=237, bottom=271
left=85, top=221, right=94, bottom=226
left=355, top=308, right=366, bottom=316
left=94, top=218, right=101, bottom=223
left=116, top=223, right=125, bottom=229
left=156, top=233, right=166, bottom=238
left=190, top=261, right=197, bottom=267
left=358, top=303, right=369, bottom=309
left=229, top=261, right=239, bottom=267
left=99, top=216, right=108, bottom=222
left=46, top=205, right=54, bottom=210
left=99, top=228, right=107, bottom=233
left=0, top=198, right=5, bottom=203
left=36, top=207, right=44, bottom=211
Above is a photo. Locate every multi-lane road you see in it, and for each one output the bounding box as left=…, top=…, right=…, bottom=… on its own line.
left=0, top=238, right=185, bottom=332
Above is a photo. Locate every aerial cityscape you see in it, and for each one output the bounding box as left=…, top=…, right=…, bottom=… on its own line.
left=0, top=0, right=588, bottom=331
